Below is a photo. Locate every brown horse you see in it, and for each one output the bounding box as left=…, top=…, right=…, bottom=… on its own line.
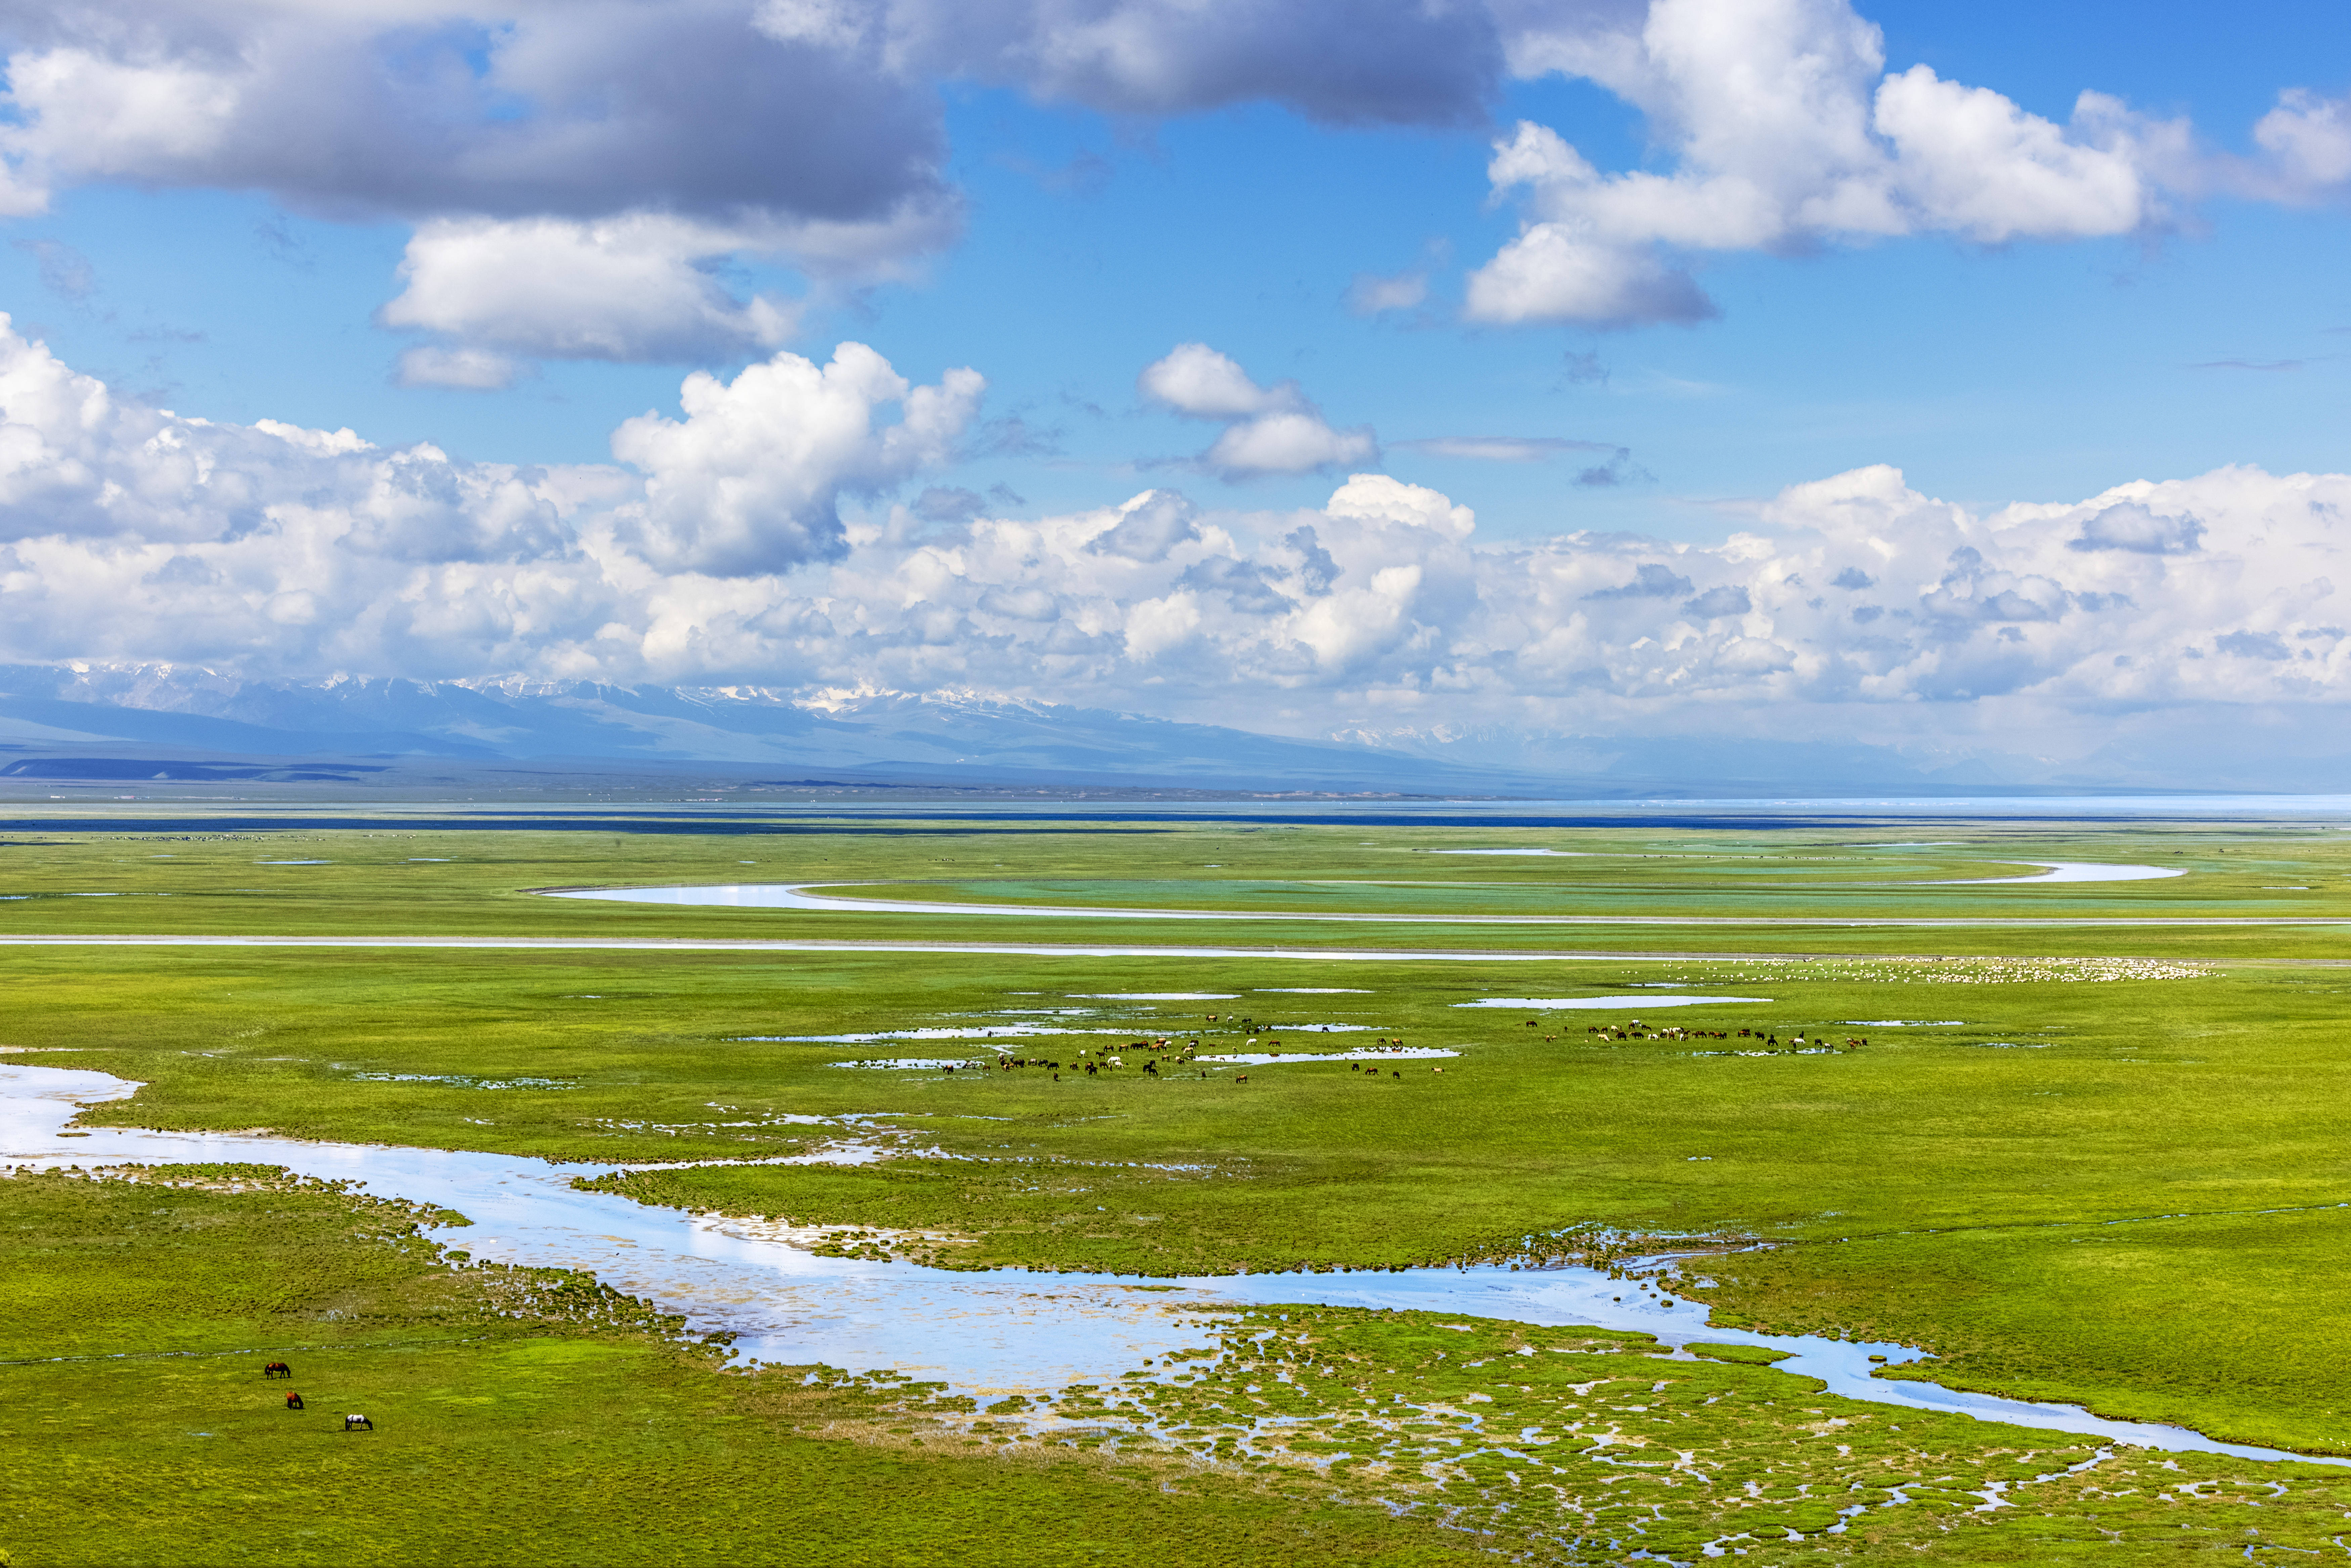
left=262, top=1361, right=292, bottom=1379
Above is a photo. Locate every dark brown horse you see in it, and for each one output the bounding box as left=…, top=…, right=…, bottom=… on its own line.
left=262, top=1361, right=292, bottom=1379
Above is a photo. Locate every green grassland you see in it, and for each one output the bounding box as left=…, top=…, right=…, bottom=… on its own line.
left=9, top=808, right=2351, bottom=1561
left=0, top=809, right=2347, bottom=956
left=0, top=1166, right=1492, bottom=1567
left=1692, top=1204, right=2351, bottom=1456
left=14, top=1164, right=2351, bottom=1565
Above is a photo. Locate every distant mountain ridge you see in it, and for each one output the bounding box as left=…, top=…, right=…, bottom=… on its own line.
left=0, top=665, right=1557, bottom=794
left=0, top=665, right=2267, bottom=796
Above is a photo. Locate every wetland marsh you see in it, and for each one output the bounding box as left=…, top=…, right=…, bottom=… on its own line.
left=9, top=800, right=2351, bottom=1563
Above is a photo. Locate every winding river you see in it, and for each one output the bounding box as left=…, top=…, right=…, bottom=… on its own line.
left=4, top=1061, right=2335, bottom=1467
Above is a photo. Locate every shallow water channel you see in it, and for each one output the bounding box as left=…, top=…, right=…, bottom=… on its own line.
left=5, top=1061, right=2335, bottom=1467
left=545, top=863, right=2190, bottom=924
left=1935, top=861, right=2185, bottom=885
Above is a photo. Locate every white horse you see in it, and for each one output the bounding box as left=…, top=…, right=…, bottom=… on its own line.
left=344, top=1413, right=373, bottom=1432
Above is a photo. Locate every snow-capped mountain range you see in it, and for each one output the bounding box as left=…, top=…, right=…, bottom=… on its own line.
left=0, top=664, right=2237, bottom=795
left=0, top=664, right=1555, bottom=793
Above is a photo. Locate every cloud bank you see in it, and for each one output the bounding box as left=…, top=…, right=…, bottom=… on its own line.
left=1, top=318, right=2347, bottom=771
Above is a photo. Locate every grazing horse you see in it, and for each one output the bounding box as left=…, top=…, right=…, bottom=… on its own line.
left=344, top=1413, right=373, bottom=1432
left=1235, top=1075, right=1248, bottom=1084
left=262, top=1361, right=291, bottom=1379
left=284, top=1393, right=305, bottom=1410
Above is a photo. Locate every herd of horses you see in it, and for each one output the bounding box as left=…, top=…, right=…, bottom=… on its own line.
left=262, top=1362, right=371, bottom=1431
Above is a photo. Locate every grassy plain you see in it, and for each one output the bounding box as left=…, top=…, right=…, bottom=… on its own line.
left=0, top=804, right=2347, bottom=954
left=8, top=805, right=2351, bottom=1561
left=13, top=1164, right=2351, bottom=1565
left=0, top=1166, right=1489, bottom=1566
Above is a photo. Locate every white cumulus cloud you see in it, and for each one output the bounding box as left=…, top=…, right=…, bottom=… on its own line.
left=1137, top=343, right=1377, bottom=478
left=381, top=215, right=805, bottom=366
left=1469, top=0, right=2201, bottom=325
left=612, top=341, right=985, bottom=576
left=2246, top=88, right=2351, bottom=200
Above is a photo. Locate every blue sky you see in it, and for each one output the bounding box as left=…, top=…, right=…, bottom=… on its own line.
left=0, top=0, right=2339, bottom=543
left=0, top=0, right=2345, bottom=779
